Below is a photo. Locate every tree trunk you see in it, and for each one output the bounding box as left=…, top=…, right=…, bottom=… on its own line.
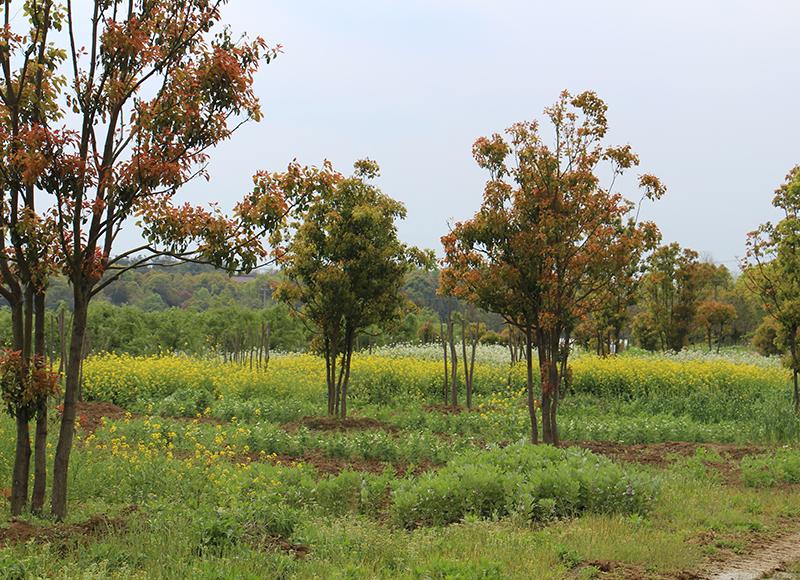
left=441, top=320, right=449, bottom=405
left=538, top=329, right=561, bottom=446
left=558, top=330, right=571, bottom=401
left=448, top=316, right=458, bottom=408
left=791, top=332, right=799, bottom=415
left=10, top=411, right=31, bottom=516
left=468, top=327, right=477, bottom=409
left=537, top=329, right=551, bottom=444
left=9, top=288, right=30, bottom=516
left=525, top=328, right=538, bottom=444
left=334, top=355, right=343, bottom=416
left=51, top=290, right=88, bottom=520
left=339, top=339, right=353, bottom=419
left=31, top=398, right=47, bottom=513
left=325, top=338, right=334, bottom=415
left=549, top=352, right=560, bottom=446
left=11, top=293, right=24, bottom=515
left=265, top=321, right=271, bottom=369
left=31, top=290, right=47, bottom=513
left=461, top=317, right=475, bottom=409
left=794, top=368, right=799, bottom=416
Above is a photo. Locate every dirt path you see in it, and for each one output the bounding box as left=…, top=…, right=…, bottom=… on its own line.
left=700, top=532, right=800, bottom=579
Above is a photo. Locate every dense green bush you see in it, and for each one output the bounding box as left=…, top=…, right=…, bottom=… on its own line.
left=391, top=444, right=659, bottom=528
left=741, top=449, right=800, bottom=487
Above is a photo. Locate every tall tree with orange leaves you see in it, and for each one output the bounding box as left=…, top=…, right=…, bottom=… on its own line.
left=441, top=90, right=664, bottom=445
left=0, top=0, right=326, bottom=519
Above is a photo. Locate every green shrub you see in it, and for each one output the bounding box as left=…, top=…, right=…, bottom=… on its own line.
left=391, top=444, right=659, bottom=528
left=741, top=449, right=800, bottom=487
left=153, top=387, right=215, bottom=417
left=411, top=557, right=504, bottom=579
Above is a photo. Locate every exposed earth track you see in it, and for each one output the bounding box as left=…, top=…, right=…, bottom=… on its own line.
left=698, top=532, right=800, bottom=579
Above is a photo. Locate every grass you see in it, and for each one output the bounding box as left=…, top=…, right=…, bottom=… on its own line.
left=1, top=348, right=800, bottom=578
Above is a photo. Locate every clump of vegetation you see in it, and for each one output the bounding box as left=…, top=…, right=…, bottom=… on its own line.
left=392, top=443, right=659, bottom=528
left=741, top=449, right=800, bottom=487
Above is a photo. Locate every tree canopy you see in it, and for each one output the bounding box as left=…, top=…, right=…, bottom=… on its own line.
left=441, top=90, right=663, bottom=444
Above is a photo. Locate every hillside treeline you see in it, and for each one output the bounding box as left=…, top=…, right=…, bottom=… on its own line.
left=0, top=256, right=772, bottom=358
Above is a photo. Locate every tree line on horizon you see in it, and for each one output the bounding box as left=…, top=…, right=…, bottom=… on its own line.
left=0, top=255, right=774, bottom=359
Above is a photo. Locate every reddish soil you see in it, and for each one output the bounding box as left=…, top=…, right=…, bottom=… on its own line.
left=266, top=536, right=310, bottom=557
left=282, top=415, right=397, bottom=434
left=67, top=401, right=129, bottom=435
left=72, top=401, right=227, bottom=433
left=566, top=441, right=765, bottom=468
left=245, top=450, right=435, bottom=477
left=0, top=507, right=135, bottom=548
left=423, top=404, right=467, bottom=415
left=243, top=527, right=310, bottom=558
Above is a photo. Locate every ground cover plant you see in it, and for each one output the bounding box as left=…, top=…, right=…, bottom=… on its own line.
left=0, top=346, right=796, bottom=578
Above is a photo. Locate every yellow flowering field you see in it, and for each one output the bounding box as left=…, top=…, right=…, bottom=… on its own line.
left=82, top=352, right=791, bottom=423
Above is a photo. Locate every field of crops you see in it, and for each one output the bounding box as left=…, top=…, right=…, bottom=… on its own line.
left=82, top=349, right=799, bottom=442
left=1, top=347, right=800, bottom=578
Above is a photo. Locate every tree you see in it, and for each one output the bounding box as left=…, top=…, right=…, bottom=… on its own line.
left=276, top=160, right=430, bottom=418
left=0, top=0, right=318, bottom=519
left=752, top=317, right=781, bottom=357
left=698, top=263, right=733, bottom=301
left=441, top=90, right=663, bottom=445
left=637, top=244, right=704, bottom=352
left=0, top=0, right=70, bottom=516
left=696, top=299, right=736, bottom=352
left=744, top=166, right=800, bottom=413
left=460, top=311, right=481, bottom=409
left=728, top=270, right=766, bottom=344
left=574, top=202, right=660, bottom=356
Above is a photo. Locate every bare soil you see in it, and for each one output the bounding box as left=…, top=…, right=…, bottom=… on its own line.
left=247, top=450, right=435, bottom=477
left=69, top=401, right=129, bottom=435
left=0, top=506, right=135, bottom=548
left=567, top=441, right=765, bottom=468
left=282, top=415, right=397, bottom=433
left=574, top=559, right=701, bottom=579
left=699, top=531, right=800, bottom=579
left=423, top=404, right=468, bottom=415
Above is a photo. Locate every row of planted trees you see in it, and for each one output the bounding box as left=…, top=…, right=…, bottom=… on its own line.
left=270, top=92, right=666, bottom=448
left=2, top=1, right=796, bottom=520
left=0, top=0, right=672, bottom=515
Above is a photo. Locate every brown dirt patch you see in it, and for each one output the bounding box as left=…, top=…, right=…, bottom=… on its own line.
left=266, top=536, right=310, bottom=557
left=423, top=404, right=466, bottom=415
left=566, top=441, right=765, bottom=469
left=698, top=528, right=800, bottom=579
left=244, top=451, right=435, bottom=477
left=72, top=401, right=226, bottom=432
left=0, top=507, right=135, bottom=548
left=573, top=559, right=699, bottom=579
left=282, top=415, right=397, bottom=434
left=68, top=401, right=129, bottom=435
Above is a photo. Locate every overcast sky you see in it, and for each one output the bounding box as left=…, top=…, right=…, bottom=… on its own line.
left=171, top=0, right=800, bottom=268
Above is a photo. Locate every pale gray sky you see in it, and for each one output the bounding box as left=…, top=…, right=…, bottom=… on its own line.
left=173, top=0, right=800, bottom=267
